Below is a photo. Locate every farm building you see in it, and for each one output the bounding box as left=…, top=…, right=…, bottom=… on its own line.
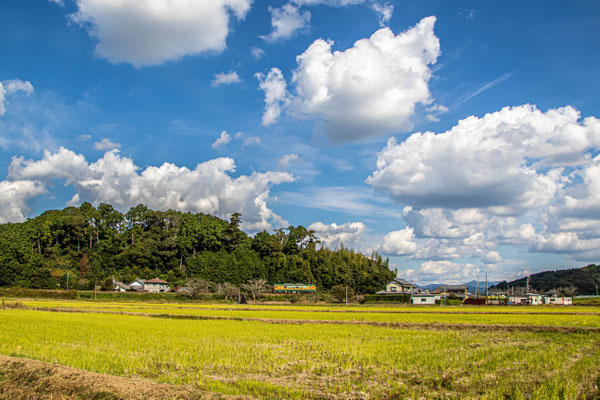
left=410, top=294, right=437, bottom=305
left=544, top=296, right=572, bottom=305
left=376, top=278, right=416, bottom=294
left=143, top=278, right=171, bottom=293
left=112, top=281, right=130, bottom=292
left=431, top=285, right=468, bottom=298
left=128, top=278, right=171, bottom=293
left=508, top=293, right=543, bottom=305
left=129, top=279, right=145, bottom=291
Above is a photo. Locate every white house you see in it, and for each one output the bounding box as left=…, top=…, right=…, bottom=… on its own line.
left=508, top=293, right=543, bottom=305
left=377, top=278, right=416, bottom=294
left=129, top=279, right=146, bottom=291
left=143, top=278, right=171, bottom=293
left=544, top=296, right=572, bottom=305
left=128, top=278, right=171, bottom=292
left=411, top=294, right=437, bottom=305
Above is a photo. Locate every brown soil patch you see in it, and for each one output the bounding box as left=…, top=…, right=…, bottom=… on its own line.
left=0, top=354, right=252, bottom=400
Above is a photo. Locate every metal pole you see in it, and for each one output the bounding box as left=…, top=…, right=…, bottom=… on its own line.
left=345, top=285, right=348, bottom=306
left=485, top=273, right=488, bottom=298
left=67, top=272, right=69, bottom=291
left=476, top=274, right=479, bottom=298
left=94, top=282, right=97, bottom=300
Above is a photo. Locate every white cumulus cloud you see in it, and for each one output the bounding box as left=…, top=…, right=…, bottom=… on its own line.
left=70, top=0, right=253, bottom=67
left=309, top=221, right=366, bottom=249
left=212, top=130, right=232, bottom=149
left=380, top=227, right=417, bottom=256
left=408, top=260, right=481, bottom=284
left=242, top=136, right=261, bottom=147
left=0, top=180, right=47, bottom=223
left=250, top=47, right=265, bottom=59
left=258, top=16, right=440, bottom=141
left=0, top=79, right=34, bottom=116
left=367, top=105, right=599, bottom=213
left=368, top=104, right=600, bottom=263
left=93, top=138, right=121, bottom=151
left=6, top=147, right=295, bottom=231
left=255, top=68, right=287, bottom=126
left=278, top=153, right=299, bottom=169
left=211, top=71, right=242, bottom=87
left=262, top=3, right=311, bottom=42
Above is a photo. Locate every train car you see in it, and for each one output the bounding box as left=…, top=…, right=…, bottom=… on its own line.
left=273, top=283, right=316, bottom=293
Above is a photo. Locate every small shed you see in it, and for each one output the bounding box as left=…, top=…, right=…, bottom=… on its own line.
left=129, top=279, right=146, bottom=291
left=113, top=281, right=130, bottom=292
left=544, top=296, right=572, bottom=305
left=410, top=294, right=437, bottom=305
left=508, top=295, right=528, bottom=305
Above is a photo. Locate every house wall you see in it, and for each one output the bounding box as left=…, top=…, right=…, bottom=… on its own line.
left=411, top=296, right=436, bottom=305
left=386, top=283, right=410, bottom=293
left=144, top=283, right=170, bottom=293
left=544, top=297, right=572, bottom=305
left=529, top=296, right=542, bottom=305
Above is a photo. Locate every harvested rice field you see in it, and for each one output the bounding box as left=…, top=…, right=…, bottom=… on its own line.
left=1, top=300, right=599, bottom=399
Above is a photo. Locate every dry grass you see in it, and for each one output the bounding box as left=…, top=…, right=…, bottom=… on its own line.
left=0, top=354, right=251, bottom=400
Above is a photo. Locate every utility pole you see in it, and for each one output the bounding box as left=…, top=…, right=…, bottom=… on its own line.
left=485, top=273, right=488, bottom=298
left=476, top=274, right=479, bottom=298
left=596, top=283, right=598, bottom=297
left=94, top=281, right=97, bottom=300
left=345, top=285, right=348, bottom=306
left=526, top=276, right=530, bottom=294
left=66, top=272, right=69, bottom=291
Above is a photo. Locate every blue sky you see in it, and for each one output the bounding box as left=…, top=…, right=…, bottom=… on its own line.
left=1, top=0, right=599, bottom=284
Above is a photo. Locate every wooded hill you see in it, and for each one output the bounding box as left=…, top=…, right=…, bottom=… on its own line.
left=491, top=264, right=600, bottom=295
left=0, top=203, right=394, bottom=293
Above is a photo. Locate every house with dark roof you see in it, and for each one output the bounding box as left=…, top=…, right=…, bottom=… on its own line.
left=112, top=281, right=130, bottom=292
left=128, top=278, right=171, bottom=293
left=431, top=285, right=468, bottom=298
left=376, top=278, right=417, bottom=294
left=143, top=278, right=171, bottom=293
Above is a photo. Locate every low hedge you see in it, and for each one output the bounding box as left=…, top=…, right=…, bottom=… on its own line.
left=77, top=291, right=228, bottom=302
left=0, top=288, right=78, bottom=299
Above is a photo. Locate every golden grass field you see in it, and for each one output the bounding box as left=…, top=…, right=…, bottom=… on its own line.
left=1, top=299, right=599, bottom=399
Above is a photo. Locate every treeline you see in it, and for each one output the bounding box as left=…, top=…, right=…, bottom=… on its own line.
left=491, top=264, right=600, bottom=295
left=0, top=203, right=394, bottom=294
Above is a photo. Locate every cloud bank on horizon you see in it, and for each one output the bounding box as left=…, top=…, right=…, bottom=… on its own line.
left=1, top=0, right=600, bottom=284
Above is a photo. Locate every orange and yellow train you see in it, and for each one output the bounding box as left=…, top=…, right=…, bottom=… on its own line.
left=273, top=283, right=316, bottom=293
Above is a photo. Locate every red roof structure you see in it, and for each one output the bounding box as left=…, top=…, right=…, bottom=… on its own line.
left=144, top=278, right=170, bottom=284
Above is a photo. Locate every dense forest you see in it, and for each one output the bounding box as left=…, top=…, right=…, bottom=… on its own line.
left=491, top=264, right=600, bottom=295
left=0, top=203, right=394, bottom=294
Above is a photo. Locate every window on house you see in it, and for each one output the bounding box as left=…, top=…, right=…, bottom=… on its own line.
left=390, top=286, right=397, bottom=292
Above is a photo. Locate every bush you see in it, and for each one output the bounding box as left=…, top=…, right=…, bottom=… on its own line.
left=330, top=285, right=355, bottom=303
left=77, top=291, right=227, bottom=302
left=364, top=294, right=411, bottom=303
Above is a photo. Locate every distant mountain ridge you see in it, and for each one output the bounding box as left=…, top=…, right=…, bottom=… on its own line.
left=490, top=264, right=600, bottom=295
